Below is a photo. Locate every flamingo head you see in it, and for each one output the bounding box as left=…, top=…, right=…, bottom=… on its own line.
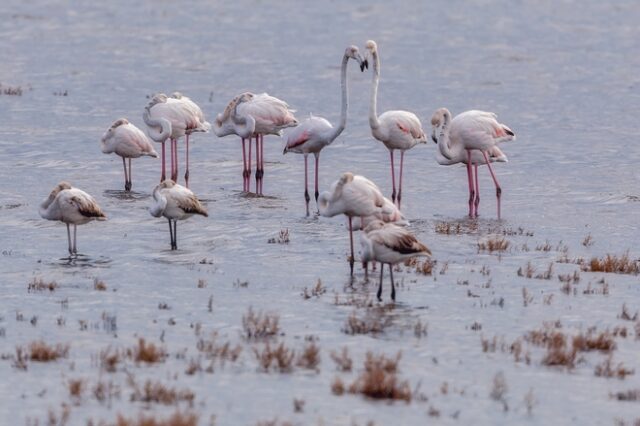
left=157, top=179, right=177, bottom=190
left=430, top=108, right=451, bottom=144
left=171, top=92, right=184, bottom=99
left=363, top=219, right=385, bottom=234
left=363, top=40, right=377, bottom=70
left=345, top=45, right=367, bottom=72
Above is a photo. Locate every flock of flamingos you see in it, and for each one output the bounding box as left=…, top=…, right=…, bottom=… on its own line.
left=38, top=40, right=516, bottom=301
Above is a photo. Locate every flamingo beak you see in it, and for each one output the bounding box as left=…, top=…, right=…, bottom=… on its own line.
left=431, top=133, right=438, bottom=144
left=361, top=58, right=369, bottom=72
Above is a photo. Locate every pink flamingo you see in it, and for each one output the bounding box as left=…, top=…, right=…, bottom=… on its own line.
left=430, top=108, right=515, bottom=219
left=142, top=93, right=210, bottom=187
left=283, top=45, right=366, bottom=216
left=100, top=118, right=158, bottom=191
left=365, top=40, right=427, bottom=208
left=318, top=172, right=394, bottom=276
left=214, top=92, right=298, bottom=195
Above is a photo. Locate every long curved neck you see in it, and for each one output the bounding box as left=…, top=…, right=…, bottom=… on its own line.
left=143, top=109, right=171, bottom=142
left=436, top=114, right=455, bottom=160
left=326, top=54, right=350, bottom=142
left=231, top=113, right=255, bottom=139
left=39, top=192, right=59, bottom=219
left=369, top=50, right=381, bottom=130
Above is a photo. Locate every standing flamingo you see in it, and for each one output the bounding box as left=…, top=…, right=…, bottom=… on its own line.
left=143, top=93, right=210, bottom=187
left=100, top=118, right=158, bottom=191
left=214, top=92, right=298, bottom=195
left=39, top=182, right=106, bottom=256
left=360, top=220, right=431, bottom=301
left=283, top=45, right=366, bottom=216
left=364, top=40, right=427, bottom=208
left=318, top=172, right=393, bottom=276
left=149, top=180, right=208, bottom=250
left=430, top=108, right=515, bottom=219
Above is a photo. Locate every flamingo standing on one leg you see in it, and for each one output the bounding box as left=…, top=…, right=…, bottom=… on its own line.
left=364, top=40, right=427, bottom=208
left=143, top=93, right=210, bottom=187
left=149, top=180, right=208, bottom=250
left=39, top=182, right=107, bottom=256
left=430, top=108, right=515, bottom=219
left=318, top=172, right=393, bottom=276
left=283, top=45, right=367, bottom=216
left=360, top=220, right=431, bottom=302
left=214, top=92, right=298, bottom=195
left=100, top=118, right=158, bottom=191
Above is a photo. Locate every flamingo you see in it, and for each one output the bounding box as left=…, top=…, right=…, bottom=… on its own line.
left=430, top=108, right=515, bottom=219
left=283, top=45, right=367, bottom=216
left=100, top=118, right=158, bottom=191
left=214, top=92, right=298, bottom=195
left=149, top=180, right=208, bottom=250
left=364, top=40, right=428, bottom=208
left=318, top=172, right=393, bottom=276
left=143, top=93, right=210, bottom=187
left=39, top=182, right=106, bottom=256
left=360, top=220, right=431, bottom=301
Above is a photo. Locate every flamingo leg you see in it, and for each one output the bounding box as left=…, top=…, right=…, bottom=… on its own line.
left=72, top=225, right=77, bottom=255
left=254, top=136, right=260, bottom=194
left=466, top=150, right=476, bottom=218
left=348, top=216, right=355, bottom=276
left=128, top=158, right=132, bottom=191
left=184, top=134, right=190, bottom=188
left=389, top=150, right=397, bottom=204
left=304, top=154, right=310, bottom=216
left=248, top=137, right=252, bottom=193
left=122, top=157, right=129, bottom=191
left=390, top=265, right=395, bottom=301
left=66, top=223, right=72, bottom=256
left=173, top=220, right=178, bottom=250
left=161, top=141, right=166, bottom=182
left=314, top=152, right=320, bottom=207
left=258, top=134, right=265, bottom=195
left=481, top=151, right=502, bottom=220
left=377, top=264, right=383, bottom=301
left=168, top=219, right=174, bottom=250
left=474, top=163, right=480, bottom=216
left=172, top=138, right=179, bottom=182
left=241, top=138, right=248, bottom=192
left=398, top=151, right=405, bottom=209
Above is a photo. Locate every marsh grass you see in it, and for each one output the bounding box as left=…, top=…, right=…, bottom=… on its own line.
left=296, top=341, right=320, bottom=371
left=115, top=410, right=198, bottom=426
left=254, top=342, right=295, bottom=373
left=595, top=357, right=635, bottom=379
left=586, top=253, right=640, bottom=275
left=342, top=308, right=392, bottom=335
left=242, top=307, right=280, bottom=340
left=347, top=351, right=411, bottom=402
left=130, top=380, right=195, bottom=406
left=28, top=277, right=58, bottom=292
left=330, top=347, right=353, bottom=372
left=127, top=338, right=166, bottom=364
left=478, top=236, right=510, bottom=253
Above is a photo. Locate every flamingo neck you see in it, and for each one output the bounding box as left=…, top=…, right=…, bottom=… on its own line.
left=436, top=112, right=455, bottom=160
left=369, top=50, right=381, bottom=130
left=326, top=54, right=350, bottom=143
left=231, top=102, right=256, bottom=138
left=143, top=109, right=171, bottom=142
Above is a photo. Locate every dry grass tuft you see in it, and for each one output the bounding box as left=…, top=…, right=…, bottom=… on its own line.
left=330, top=347, right=353, bottom=372
left=268, top=229, right=290, bottom=244
left=572, top=329, right=616, bottom=352
left=619, top=304, right=639, bottom=321
left=128, top=338, right=166, bottom=364
left=478, top=236, right=510, bottom=253
left=347, top=351, right=411, bottom=402
left=242, top=307, right=280, bottom=340
left=196, top=332, right=242, bottom=366
left=586, top=253, right=640, bottom=275
left=595, top=357, right=635, bottom=379
left=115, top=410, right=198, bottom=426
left=27, top=340, right=69, bottom=362
left=405, top=257, right=435, bottom=275
left=558, top=271, right=580, bottom=284
left=28, top=277, right=58, bottom=292
left=130, top=380, right=195, bottom=406
left=254, top=342, right=295, bottom=373
left=68, top=379, right=84, bottom=401
left=517, top=262, right=535, bottom=278
left=99, top=347, right=122, bottom=372
left=490, top=372, right=509, bottom=411
left=94, top=278, right=107, bottom=291
left=296, top=341, right=321, bottom=371
left=331, top=376, right=346, bottom=395
left=611, top=389, right=640, bottom=401
left=582, top=234, right=594, bottom=247
left=301, top=279, right=326, bottom=299
left=342, top=308, right=391, bottom=335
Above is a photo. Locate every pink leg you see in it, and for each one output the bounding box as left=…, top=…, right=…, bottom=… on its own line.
left=248, top=136, right=253, bottom=193
left=304, top=154, right=310, bottom=216
left=348, top=216, right=355, bottom=276
left=254, top=136, right=260, bottom=194
left=241, top=138, right=248, bottom=192
left=397, top=151, right=405, bottom=209
left=466, top=150, right=475, bottom=217
left=389, top=150, right=397, bottom=204
left=184, top=134, right=190, bottom=188
left=128, top=158, right=132, bottom=191
left=161, top=142, right=166, bottom=182
left=314, top=153, right=320, bottom=209
left=481, top=151, right=502, bottom=220
left=474, top=163, right=480, bottom=216
left=172, top=138, right=179, bottom=182
left=259, top=134, right=265, bottom=195
left=122, top=157, right=129, bottom=191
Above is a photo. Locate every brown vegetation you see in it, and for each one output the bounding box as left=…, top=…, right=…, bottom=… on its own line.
left=127, top=338, right=166, bottom=364
left=28, top=340, right=70, bottom=362
left=196, top=332, right=242, bottom=366
left=254, top=342, right=295, bottom=373
left=477, top=236, right=510, bottom=253
left=330, top=347, right=353, bottom=372
left=242, top=307, right=280, bottom=340
left=268, top=229, right=290, bottom=244
left=28, top=277, right=58, bottom=292
left=94, top=278, right=107, bottom=291
left=301, top=279, right=326, bottom=299
left=594, top=357, right=635, bottom=379
left=296, top=341, right=320, bottom=371
left=115, top=410, right=198, bottom=426
left=585, top=253, right=640, bottom=274
left=347, top=351, right=411, bottom=402
left=130, top=380, right=195, bottom=406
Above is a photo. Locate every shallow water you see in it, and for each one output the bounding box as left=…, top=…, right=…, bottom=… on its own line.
left=1, top=0, right=640, bottom=425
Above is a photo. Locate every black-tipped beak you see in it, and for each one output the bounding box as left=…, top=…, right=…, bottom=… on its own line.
left=431, top=135, right=438, bottom=144
left=362, top=59, right=369, bottom=71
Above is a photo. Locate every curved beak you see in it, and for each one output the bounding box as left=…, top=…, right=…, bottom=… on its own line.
left=431, top=131, right=438, bottom=144
left=361, top=52, right=369, bottom=72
